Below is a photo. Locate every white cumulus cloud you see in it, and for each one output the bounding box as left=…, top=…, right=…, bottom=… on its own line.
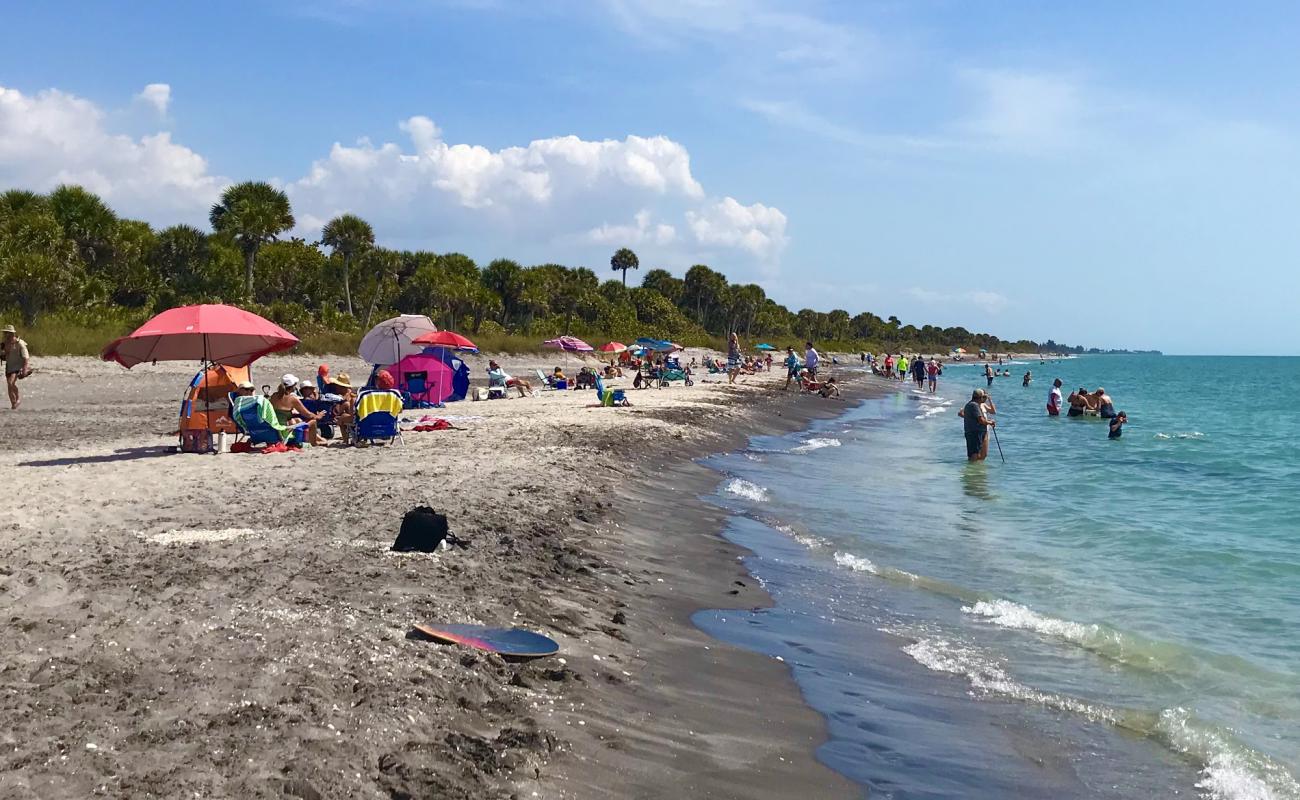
left=0, top=83, right=788, bottom=279
left=288, top=116, right=783, bottom=274
left=0, top=83, right=222, bottom=220
left=136, top=83, right=172, bottom=115
left=686, top=197, right=788, bottom=261
left=582, top=209, right=677, bottom=246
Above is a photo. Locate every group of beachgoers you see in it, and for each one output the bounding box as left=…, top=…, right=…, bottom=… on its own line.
left=866, top=353, right=943, bottom=393
left=959, top=377, right=1127, bottom=461
left=1046, top=379, right=1127, bottom=438
left=225, top=366, right=363, bottom=448
left=773, top=341, right=839, bottom=398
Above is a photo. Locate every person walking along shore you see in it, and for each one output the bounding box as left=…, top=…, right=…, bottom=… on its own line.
left=3, top=324, right=31, bottom=410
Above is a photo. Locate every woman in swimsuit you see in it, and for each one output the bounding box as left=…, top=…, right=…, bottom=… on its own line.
left=1067, top=387, right=1089, bottom=417
left=270, top=374, right=323, bottom=445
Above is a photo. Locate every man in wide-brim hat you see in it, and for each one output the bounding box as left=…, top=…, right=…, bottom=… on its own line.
left=2, top=324, right=31, bottom=410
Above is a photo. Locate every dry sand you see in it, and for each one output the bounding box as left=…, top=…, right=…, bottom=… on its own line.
left=0, top=351, right=865, bottom=799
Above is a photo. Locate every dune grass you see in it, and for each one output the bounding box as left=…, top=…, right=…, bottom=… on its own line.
left=8, top=308, right=887, bottom=360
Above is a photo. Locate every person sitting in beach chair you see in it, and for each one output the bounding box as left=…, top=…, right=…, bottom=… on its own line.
left=231, top=381, right=308, bottom=448
left=487, top=361, right=531, bottom=397
left=326, top=372, right=357, bottom=444
left=551, top=366, right=568, bottom=389
left=354, top=387, right=404, bottom=445
left=604, top=361, right=623, bottom=378
left=270, top=375, right=324, bottom=445
left=298, top=384, right=338, bottom=440
left=576, top=367, right=599, bottom=390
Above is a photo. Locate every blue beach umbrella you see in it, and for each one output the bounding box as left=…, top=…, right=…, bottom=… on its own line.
left=755, top=343, right=776, bottom=351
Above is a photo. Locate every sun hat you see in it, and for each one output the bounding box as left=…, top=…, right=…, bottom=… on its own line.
left=236, top=380, right=255, bottom=390
left=332, top=372, right=353, bottom=389
left=2, top=325, right=14, bottom=334
left=281, top=373, right=299, bottom=388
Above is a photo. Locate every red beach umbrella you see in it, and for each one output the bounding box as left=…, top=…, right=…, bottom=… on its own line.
left=596, top=341, right=627, bottom=354
left=101, top=304, right=299, bottom=368
left=411, top=330, right=479, bottom=352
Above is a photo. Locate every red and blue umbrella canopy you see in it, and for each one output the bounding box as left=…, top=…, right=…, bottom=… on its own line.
left=411, top=330, right=478, bottom=352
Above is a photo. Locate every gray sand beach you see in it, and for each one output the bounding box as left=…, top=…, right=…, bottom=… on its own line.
left=0, top=352, right=866, bottom=798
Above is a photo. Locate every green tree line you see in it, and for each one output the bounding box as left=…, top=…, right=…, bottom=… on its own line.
left=0, top=182, right=1069, bottom=353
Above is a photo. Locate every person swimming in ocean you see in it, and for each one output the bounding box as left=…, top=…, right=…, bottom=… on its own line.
left=1094, top=388, right=1117, bottom=418
left=1109, top=411, right=1127, bottom=439
left=1023, top=371, right=1032, bottom=387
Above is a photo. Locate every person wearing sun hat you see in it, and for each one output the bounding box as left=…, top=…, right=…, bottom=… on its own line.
left=329, top=372, right=358, bottom=444
left=3, top=324, right=31, bottom=410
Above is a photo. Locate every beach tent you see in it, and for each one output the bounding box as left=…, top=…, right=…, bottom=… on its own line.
left=179, top=364, right=249, bottom=435
left=383, top=347, right=470, bottom=404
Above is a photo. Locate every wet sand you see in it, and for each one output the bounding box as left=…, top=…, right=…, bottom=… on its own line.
left=0, top=352, right=868, bottom=799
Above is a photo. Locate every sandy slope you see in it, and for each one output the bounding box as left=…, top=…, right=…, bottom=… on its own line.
left=0, top=352, right=860, bottom=799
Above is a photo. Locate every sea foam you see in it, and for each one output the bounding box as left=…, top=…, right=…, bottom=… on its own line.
left=792, top=437, right=841, bottom=453
left=833, top=552, right=879, bottom=574
left=894, top=629, right=1299, bottom=800
left=724, top=478, right=769, bottom=502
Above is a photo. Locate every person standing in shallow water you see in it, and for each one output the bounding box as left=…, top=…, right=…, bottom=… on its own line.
left=1109, top=411, right=1127, bottom=439
left=1046, top=378, right=1063, bottom=416
left=985, top=363, right=995, bottom=387
left=958, top=389, right=996, bottom=462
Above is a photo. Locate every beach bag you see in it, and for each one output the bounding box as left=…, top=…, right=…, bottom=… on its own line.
left=393, top=507, right=469, bottom=552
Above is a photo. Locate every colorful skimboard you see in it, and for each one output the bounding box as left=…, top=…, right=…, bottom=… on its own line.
left=411, top=623, right=559, bottom=659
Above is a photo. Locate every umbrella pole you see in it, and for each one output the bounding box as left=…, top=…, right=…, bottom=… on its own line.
left=202, top=334, right=213, bottom=453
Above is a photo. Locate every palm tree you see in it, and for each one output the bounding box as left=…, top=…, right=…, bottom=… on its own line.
left=610, top=247, right=639, bottom=286
left=319, top=213, right=374, bottom=316
left=208, top=181, right=295, bottom=299
left=48, top=185, right=118, bottom=272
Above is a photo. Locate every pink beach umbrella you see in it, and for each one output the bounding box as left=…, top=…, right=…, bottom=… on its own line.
left=542, top=336, right=593, bottom=353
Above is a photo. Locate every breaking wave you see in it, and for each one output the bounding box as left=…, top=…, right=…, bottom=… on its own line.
left=724, top=478, right=769, bottom=502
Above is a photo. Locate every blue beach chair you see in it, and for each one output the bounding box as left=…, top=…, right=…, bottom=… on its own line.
left=231, top=394, right=307, bottom=446
left=355, top=389, right=404, bottom=445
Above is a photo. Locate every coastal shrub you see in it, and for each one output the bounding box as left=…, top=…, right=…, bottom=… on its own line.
left=0, top=183, right=1087, bottom=356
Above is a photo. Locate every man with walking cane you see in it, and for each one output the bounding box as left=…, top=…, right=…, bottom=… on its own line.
left=958, top=389, right=997, bottom=462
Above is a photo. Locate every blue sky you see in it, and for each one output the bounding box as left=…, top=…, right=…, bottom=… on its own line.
left=3, top=1, right=1299, bottom=353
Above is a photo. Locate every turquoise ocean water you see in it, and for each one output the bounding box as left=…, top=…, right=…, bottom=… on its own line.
left=698, top=356, right=1299, bottom=799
